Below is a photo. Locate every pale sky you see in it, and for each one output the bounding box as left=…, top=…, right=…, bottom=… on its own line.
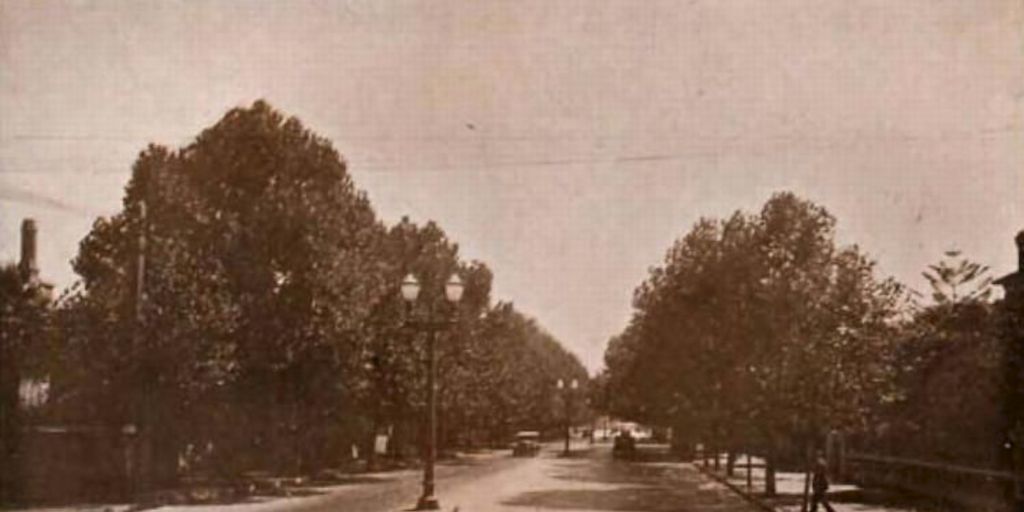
left=2, top=0, right=1022, bottom=371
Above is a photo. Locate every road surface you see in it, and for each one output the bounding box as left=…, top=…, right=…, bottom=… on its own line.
left=160, top=443, right=757, bottom=512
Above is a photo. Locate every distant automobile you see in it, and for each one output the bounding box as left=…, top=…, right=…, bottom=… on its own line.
left=631, top=428, right=653, bottom=441
left=612, top=432, right=636, bottom=459
left=512, top=431, right=541, bottom=457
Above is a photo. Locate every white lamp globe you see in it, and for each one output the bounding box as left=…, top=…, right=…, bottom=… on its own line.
left=401, top=273, right=420, bottom=302
left=445, top=273, right=464, bottom=303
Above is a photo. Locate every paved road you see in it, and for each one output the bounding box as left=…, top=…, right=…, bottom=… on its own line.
left=162, top=443, right=757, bottom=512
left=440, top=443, right=759, bottom=512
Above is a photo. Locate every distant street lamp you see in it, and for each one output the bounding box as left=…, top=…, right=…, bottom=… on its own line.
left=401, top=272, right=463, bottom=511
left=557, top=378, right=579, bottom=456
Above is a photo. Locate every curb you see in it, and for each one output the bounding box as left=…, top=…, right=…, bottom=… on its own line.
left=696, top=464, right=777, bottom=512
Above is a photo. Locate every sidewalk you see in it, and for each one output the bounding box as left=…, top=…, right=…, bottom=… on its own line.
left=4, top=506, right=134, bottom=512
left=5, top=450, right=506, bottom=512
left=699, top=454, right=954, bottom=512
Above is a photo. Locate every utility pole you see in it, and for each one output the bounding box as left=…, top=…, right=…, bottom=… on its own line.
left=132, top=197, right=149, bottom=500
left=135, top=200, right=146, bottom=350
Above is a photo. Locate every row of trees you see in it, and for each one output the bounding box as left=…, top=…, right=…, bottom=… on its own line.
left=1, top=265, right=55, bottom=501
left=600, top=192, right=1022, bottom=492
left=4, top=101, right=586, bottom=490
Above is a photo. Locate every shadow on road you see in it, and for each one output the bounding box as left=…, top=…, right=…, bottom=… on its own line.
left=547, top=452, right=683, bottom=486
left=502, top=486, right=735, bottom=512
left=313, top=475, right=391, bottom=486
left=501, top=446, right=749, bottom=512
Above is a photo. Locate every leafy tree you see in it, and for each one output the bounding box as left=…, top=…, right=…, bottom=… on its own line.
left=0, top=265, right=53, bottom=503
left=884, top=252, right=1004, bottom=466
left=53, top=100, right=588, bottom=484
left=921, top=250, right=993, bottom=304
left=604, top=192, right=903, bottom=494
left=353, top=217, right=494, bottom=461
left=473, top=303, right=587, bottom=441
left=61, top=101, right=388, bottom=478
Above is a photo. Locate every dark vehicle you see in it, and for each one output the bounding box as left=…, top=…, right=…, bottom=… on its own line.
left=512, top=431, right=541, bottom=457
left=612, top=431, right=636, bottom=459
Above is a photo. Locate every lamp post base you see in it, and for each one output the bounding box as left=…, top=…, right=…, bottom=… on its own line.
left=415, top=495, right=440, bottom=510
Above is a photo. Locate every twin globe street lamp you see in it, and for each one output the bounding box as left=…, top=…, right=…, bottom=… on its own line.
left=400, top=272, right=464, bottom=511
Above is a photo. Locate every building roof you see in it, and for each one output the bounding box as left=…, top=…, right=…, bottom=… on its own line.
left=994, top=230, right=1024, bottom=289
left=995, top=271, right=1022, bottom=287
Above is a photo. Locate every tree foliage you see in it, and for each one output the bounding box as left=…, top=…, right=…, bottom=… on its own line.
left=604, top=192, right=905, bottom=482
left=0, top=265, right=53, bottom=502
left=921, top=250, right=993, bottom=305
left=603, top=192, right=1023, bottom=480
left=46, top=101, right=586, bottom=481
left=882, top=252, right=1008, bottom=466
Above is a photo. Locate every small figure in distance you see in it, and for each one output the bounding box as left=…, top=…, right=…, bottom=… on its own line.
left=811, top=452, right=836, bottom=512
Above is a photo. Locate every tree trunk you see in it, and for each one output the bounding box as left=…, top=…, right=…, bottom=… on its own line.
left=437, top=406, right=445, bottom=459
left=726, top=451, right=737, bottom=477
left=291, top=401, right=302, bottom=477
left=801, top=458, right=811, bottom=512
left=388, top=414, right=409, bottom=460
left=386, top=422, right=400, bottom=459
left=365, top=416, right=378, bottom=471
left=765, top=453, right=777, bottom=497
left=1, top=362, right=23, bottom=504
left=800, top=440, right=816, bottom=512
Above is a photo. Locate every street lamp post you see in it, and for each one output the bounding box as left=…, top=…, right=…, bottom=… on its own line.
left=557, top=378, right=578, bottom=456
left=401, top=272, right=463, bottom=511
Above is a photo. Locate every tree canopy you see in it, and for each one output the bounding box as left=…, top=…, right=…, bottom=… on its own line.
left=603, top=192, right=906, bottom=489
left=48, top=101, right=587, bottom=479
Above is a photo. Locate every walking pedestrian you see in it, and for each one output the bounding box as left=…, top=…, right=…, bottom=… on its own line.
left=810, top=453, right=836, bottom=512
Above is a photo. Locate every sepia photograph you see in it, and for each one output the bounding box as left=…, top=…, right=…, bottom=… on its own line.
left=1, top=1, right=1022, bottom=511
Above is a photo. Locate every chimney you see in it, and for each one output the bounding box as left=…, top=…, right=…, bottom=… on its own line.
left=19, top=218, right=38, bottom=282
